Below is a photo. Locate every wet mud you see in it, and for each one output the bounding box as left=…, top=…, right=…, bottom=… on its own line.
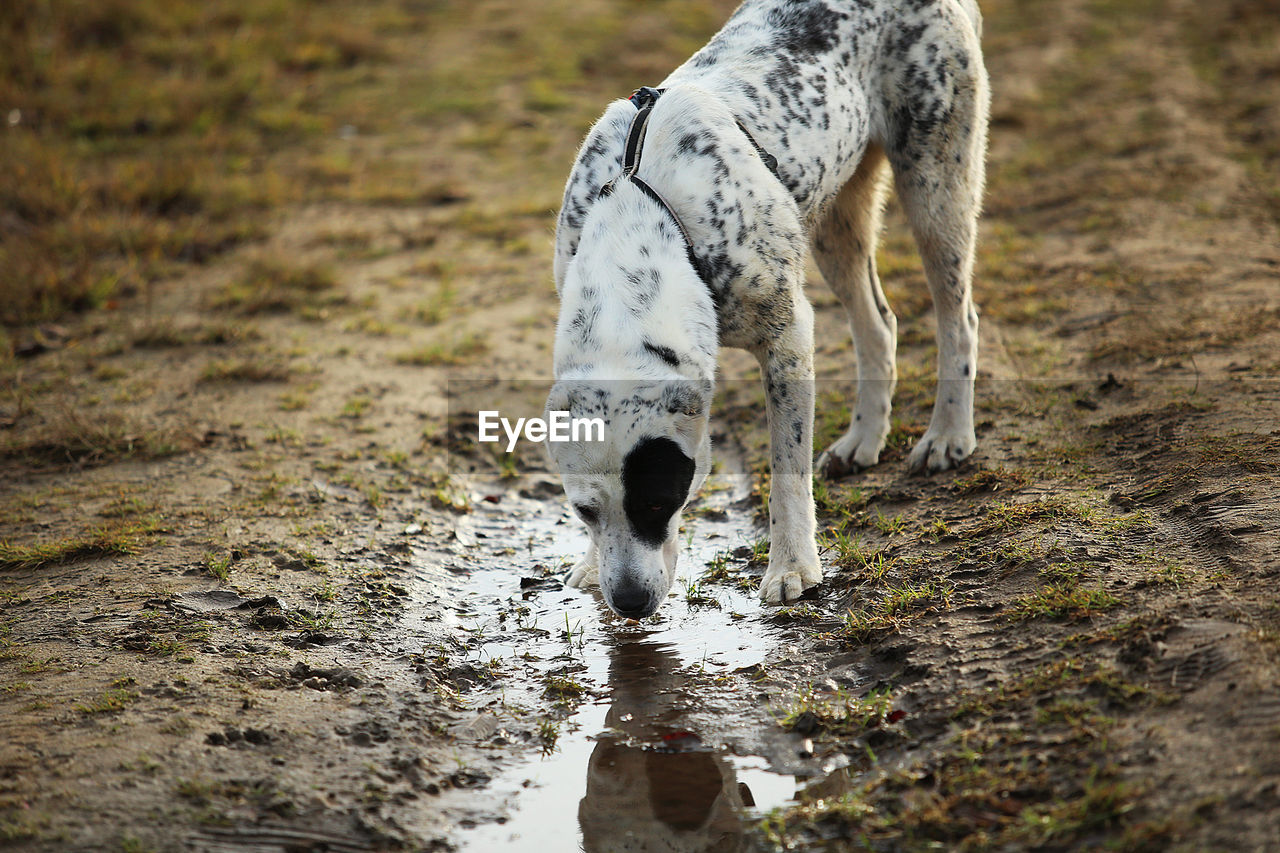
left=417, top=459, right=816, bottom=851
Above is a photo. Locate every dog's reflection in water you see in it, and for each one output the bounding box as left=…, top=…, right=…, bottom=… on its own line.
left=578, top=637, right=757, bottom=853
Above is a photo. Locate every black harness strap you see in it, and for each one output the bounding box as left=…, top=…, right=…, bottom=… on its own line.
left=597, top=86, right=782, bottom=289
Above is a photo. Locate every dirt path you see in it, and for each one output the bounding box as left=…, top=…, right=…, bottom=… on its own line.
left=3, top=0, right=1279, bottom=850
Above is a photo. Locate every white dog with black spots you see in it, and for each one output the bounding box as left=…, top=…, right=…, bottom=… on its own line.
left=546, top=0, right=989, bottom=618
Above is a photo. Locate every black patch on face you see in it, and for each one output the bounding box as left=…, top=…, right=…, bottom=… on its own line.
left=621, top=437, right=695, bottom=547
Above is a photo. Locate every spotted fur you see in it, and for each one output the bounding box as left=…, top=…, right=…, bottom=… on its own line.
left=547, top=0, right=990, bottom=614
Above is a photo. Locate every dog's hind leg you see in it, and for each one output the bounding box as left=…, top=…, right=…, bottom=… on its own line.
left=812, top=145, right=896, bottom=478
left=884, top=14, right=989, bottom=474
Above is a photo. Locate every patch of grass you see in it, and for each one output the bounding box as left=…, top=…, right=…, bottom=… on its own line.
left=954, top=658, right=1158, bottom=721
left=976, top=492, right=1150, bottom=540
left=278, top=390, right=311, bottom=411
left=682, top=578, right=720, bottom=609
left=340, top=397, right=372, bottom=419
left=920, top=517, right=952, bottom=541
left=17, top=657, right=61, bottom=675
left=99, top=495, right=159, bottom=519
left=836, top=579, right=953, bottom=642
left=978, top=496, right=1093, bottom=532
left=288, top=608, right=338, bottom=631
left=202, top=552, right=231, bottom=582
left=1005, top=583, right=1120, bottom=622
left=427, top=475, right=472, bottom=513
left=778, top=686, right=895, bottom=737
left=265, top=427, right=303, bottom=448
left=823, top=528, right=892, bottom=580
left=343, top=315, right=407, bottom=337
left=403, top=282, right=458, bottom=326
left=210, top=259, right=341, bottom=317
left=537, top=718, right=560, bottom=755
left=1039, top=560, right=1090, bottom=585
left=198, top=357, right=293, bottom=383
left=176, top=776, right=284, bottom=811
left=0, top=409, right=192, bottom=468
left=1136, top=549, right=1192, bottom=588
left=0, top=814, right=47, bottom=842
left=869, top=508, right=907, bottom=536
left=93, top=364, right=128, bottom=381
left=812, top=477, right=868, bottom=521
left=0, top=0, right=404, bottom=327
left=766, top=651, right=1162, bottom=850
left=951, top=466, right=1032, bottom=495
left=770, top=602, right=822, bottom=624
left=544, top=674, right=586, bottom=701
left=883, top=419, right=926, bottom=455
left=699, top=549, right=758, bottom=593
left=158, top=716, right=195, bottom=736
left=129, top=320, right=260, bottom=350
left=0, top=518, right=163, bottom=570
left=120, top=835, right=153, bottom=853
left=393, top=333, right=488, bottom=366
left=746, top=536, right=770, bottom=567
left=146, top=637, right=186, bottom=657
left=76, top=687, right=138, bottom=715
left=311, top=578, right=339, bottom=603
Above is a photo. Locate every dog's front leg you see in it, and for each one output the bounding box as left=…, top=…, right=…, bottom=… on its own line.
left=566, top=540, right=599, bottom=589
left=755, top=312, right=822, bottom=603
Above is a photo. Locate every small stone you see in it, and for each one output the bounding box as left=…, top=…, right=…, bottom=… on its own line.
left=244, top=728, right=271, bottom=745
left=789, top=711, right=823, bottom=736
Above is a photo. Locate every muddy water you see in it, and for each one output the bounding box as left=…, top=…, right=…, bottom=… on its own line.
left=412, top=464, right=808, bottom=851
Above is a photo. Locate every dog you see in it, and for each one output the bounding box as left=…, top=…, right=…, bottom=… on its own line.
left=545, top=0, right=989, bottom=618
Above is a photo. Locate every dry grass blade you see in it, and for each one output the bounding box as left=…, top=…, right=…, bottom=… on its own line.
left=0, top=407, right=193, bottom=468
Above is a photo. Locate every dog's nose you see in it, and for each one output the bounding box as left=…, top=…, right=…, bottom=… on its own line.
left=609, top=583, right=657, bottom=619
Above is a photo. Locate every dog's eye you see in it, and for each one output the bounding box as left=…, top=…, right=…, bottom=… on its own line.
left=574, top=505, right=598, bottom=525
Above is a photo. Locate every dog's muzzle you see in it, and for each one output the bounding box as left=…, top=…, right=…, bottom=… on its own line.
left=605, top=579, right=660, bottom=619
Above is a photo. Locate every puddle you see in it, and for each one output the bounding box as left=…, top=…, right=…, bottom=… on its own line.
left=410, top=461, right=805, bottom=851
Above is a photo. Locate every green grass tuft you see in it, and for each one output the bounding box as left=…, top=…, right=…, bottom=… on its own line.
left=0, top=519, right=163, bottom=570
left=394, top=333, right=488, bottom=366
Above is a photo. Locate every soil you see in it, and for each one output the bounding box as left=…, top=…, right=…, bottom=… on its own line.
left=2, top=0, right=1279, bottom=851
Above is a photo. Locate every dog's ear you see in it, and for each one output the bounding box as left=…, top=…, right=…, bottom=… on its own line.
left=662, top=381, right=711, bottom=450
left=547, top=381, right=612, bottom=422
left=661, top=381, right=710, bottom=418
left=542, top=383, right=570, bottom=466
left=544, top=382, right=570, bottom=421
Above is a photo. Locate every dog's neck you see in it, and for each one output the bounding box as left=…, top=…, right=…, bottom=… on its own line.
left=553, top=181, right=718, bottom=384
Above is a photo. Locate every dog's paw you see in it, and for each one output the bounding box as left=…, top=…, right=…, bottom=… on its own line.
left=758, top=562, right=822, bottom=604
left=816, top=423, right=888, bottom=479
left=565, top=553, right=599, bottom=588
left=906, top=426, right=976, bottom=474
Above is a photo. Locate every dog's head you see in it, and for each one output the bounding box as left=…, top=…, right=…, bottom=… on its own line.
left=545, top=379, right=712, bottom=618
